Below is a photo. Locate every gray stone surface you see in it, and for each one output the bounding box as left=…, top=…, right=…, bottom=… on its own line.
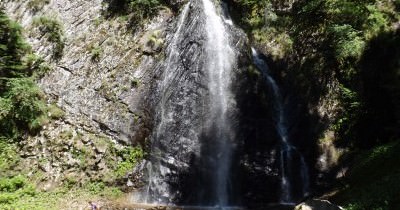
left=0, top=0, right=178, bottom=185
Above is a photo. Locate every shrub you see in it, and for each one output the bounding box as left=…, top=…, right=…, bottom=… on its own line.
left=47, top=103, right=65, bottom=119
left=114, top=146, right=144, bottom=178
left=33, top=16, right=65, bottom=59
left=337, top=141, right=400, bottom=210
left=0, top=12, right=48, bottom=140
left=129, top=0, right=161, bottom=14
left=0, top=175, right=27, bottom=193
left=85, top=182, right=106, bottom=195
left=363, top=5, right=391, bottom=40
left=0, top=78, right=47, bottom=137
left=131, top=78, right=140, bottom=88
left=329, top=24, right=365, bottom=63
left=27, top=0, right=50, bottom=12
left=90, top=45, right=103, bottom=62
left=0, top=141, right=19, bottom=173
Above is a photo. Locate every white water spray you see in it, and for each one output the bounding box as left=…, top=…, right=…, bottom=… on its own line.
left=203, top=0, right=236, bottom=206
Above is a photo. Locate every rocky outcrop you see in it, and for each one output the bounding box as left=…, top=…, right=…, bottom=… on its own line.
left=0, top=0, right=178, bottom=186
left=295, top=199, right=343, bottom=210
left=2, top=0, right=170, bottom=145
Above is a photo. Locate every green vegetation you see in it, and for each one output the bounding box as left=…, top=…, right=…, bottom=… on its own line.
left=0, top=175, right=123, bottom=209
left=32, top=16, right=65, bottom=59
left=27, top=0, right=50, bottom=12
left=0, top=175, right=37, bottom=208
left=89, top=45, right=103, bottom=62
left=84, top=181, right=122, bottom=197
left=106, top=0, right=162, bottom=15
left=104, top=0, right=168, bottom=27
left=114, top=146, right=145, bottom=178
left=229, top=0, right=293, bottom=58
left=231, top=0, right=399, bottom=208
left=23, top=53, right=52, bottom=78
left=0, top=142, right=19, bottom=176
left=47, top=103, right=65, bottom=119
left=147, top=30, right=164, bottom=49
left=0, top=12, right=93, bottom=209
left=334, top=141, right=400, bottom=210
left=231, top=0, right=400, bottom=147
left=131, top=77, right=140, bottom=88
left=0, top=11, right=48, bottom=140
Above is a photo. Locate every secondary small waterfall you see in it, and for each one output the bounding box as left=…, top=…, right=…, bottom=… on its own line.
left=251, top=48, right=310, bottom=203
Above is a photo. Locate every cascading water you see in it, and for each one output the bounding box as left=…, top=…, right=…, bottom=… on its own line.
left=202, top=0, right=236, bottom=206
left=136, top=0, right=311, bottom=207
left=251, top=48, right=310, bottom=204
left=138, top=0, right=238, bottom=207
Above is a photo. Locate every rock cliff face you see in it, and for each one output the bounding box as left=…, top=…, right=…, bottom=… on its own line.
left=130, top=0, right=256, bottom=205
left=1, top=0, right=183, bottom=187
left=3, top=0, right=169, bottom=144
left=1, top=0, right=324, bottom=207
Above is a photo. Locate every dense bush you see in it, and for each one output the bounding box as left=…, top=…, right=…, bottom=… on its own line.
left=0, top=175, right=36, bottom=206
left=0, top=11, right=48, bottom=140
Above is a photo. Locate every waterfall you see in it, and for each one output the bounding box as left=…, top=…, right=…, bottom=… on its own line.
left=202, top=0, right=236, bottom=206
left=138, top=0, right=237, bottom=207
left=251, top=48, right=310, bottom=203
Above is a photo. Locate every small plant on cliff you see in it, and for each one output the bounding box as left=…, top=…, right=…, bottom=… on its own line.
left=114, top=146, right=144, bottom=178
left=27, top=0, right=50, bottom=12
left=33, top=16, right=65, bottom=59
left=89, top=45, right=103, bottom=62
left=131, top=78, right=140, bottom=88
left=105, top=0, right=165, bottom=27
left=47, top=103, right=65, bottom=119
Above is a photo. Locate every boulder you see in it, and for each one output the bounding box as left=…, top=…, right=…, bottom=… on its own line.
left=295, top=199, right=343, bottom=210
